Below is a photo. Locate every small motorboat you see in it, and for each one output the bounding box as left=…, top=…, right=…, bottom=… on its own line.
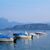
left=13, top=31, right=33, bottom=39
left=35, top=32, right=47, bottom=35
left=0, top=33, right=14, bottom=42
left=28, top=32, right=47, bottom=39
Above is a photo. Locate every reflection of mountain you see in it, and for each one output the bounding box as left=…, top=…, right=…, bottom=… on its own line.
left=6, top=23, right=50, bottom=30
left=0, top=18, right=21, bottom=29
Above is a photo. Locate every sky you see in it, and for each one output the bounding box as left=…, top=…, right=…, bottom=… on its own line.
left=0, top=0, right=50, bottom=23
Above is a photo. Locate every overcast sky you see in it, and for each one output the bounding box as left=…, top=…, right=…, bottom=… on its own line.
left=0, top=0, right=50, bottom=23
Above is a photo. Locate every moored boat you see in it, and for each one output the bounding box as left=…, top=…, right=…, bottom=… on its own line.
left=0, top=38, right=14, bottom=42
left=35, top=32, right=47, bottom=35
left=0, top=33, right=14, bottom=42
left=13, top=31, right=33, bottom=39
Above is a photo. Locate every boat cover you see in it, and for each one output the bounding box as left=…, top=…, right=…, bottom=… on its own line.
left=0, top=35, right=11, bottom=38
left=15, top=33, right=27, bottom=36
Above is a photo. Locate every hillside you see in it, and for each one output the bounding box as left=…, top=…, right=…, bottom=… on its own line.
left=5, top=23, right=50, bottom=30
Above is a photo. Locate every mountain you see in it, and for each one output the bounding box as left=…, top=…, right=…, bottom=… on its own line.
left=0, top=18, right=21, bottom=29
left=5, top=23, right=50, bottom=30
left=0, top=17, right=50, bottom=30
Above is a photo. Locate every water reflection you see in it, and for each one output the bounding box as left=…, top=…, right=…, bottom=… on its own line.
left=0, top=41, right=17, bottom=50
left=24, top=39, right=32, bottom=45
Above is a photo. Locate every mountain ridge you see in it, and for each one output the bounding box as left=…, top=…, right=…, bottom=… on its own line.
left=5, top=23, right=50, bottom=30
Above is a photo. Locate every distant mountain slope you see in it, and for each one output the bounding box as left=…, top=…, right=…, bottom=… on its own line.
left=0, top=18, right=50, bottom=30
left=0, top=18, right=21, bottom=29
left=5, top=23, right=50, bottom=30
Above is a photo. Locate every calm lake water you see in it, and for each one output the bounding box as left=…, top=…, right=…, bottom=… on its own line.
left=0, top=30, right=50, bottom=50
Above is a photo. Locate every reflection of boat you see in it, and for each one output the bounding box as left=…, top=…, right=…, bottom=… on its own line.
left=0, top=33, right=14, bottom=42
left=13, top=32, right=33, bottom=39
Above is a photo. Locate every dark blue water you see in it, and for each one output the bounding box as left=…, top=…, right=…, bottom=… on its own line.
left=0, top=30, right=50, bottom=50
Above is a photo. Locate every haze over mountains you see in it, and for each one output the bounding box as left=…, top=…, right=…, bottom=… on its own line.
left=7, top=23, right=50, bottom=30
left=0, top=18, right=50, bottom=30
left=0, top=18, right=21, bottom=29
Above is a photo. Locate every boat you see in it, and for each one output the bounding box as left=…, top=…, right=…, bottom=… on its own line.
left=35, top=32, right=47, bottom=35
left=13, top=32, right=33, bottom=39
left=0, top=33, right=14, bottom=42
left=27, top=32, right=47, bottom=39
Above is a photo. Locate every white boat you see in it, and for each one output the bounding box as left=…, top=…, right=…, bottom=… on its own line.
left=30, top=32, right=47, bottom=36
left=0, top=38, right=14, bottom=42
left=28, top=32, right=47, bottom=39
left=13, top=31, right=33, bottom=39
left=35, top=32, right=47, bottom=35
left=0, top=33, right=14, bottom=42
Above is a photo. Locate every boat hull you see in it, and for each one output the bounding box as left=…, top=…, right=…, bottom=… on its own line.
left=16, top=36, right=32, bottom=39
left=0, top=38, right=14, bottom=42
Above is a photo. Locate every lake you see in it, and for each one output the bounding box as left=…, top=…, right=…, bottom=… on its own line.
left=0, top=30, right=50, bottom=50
